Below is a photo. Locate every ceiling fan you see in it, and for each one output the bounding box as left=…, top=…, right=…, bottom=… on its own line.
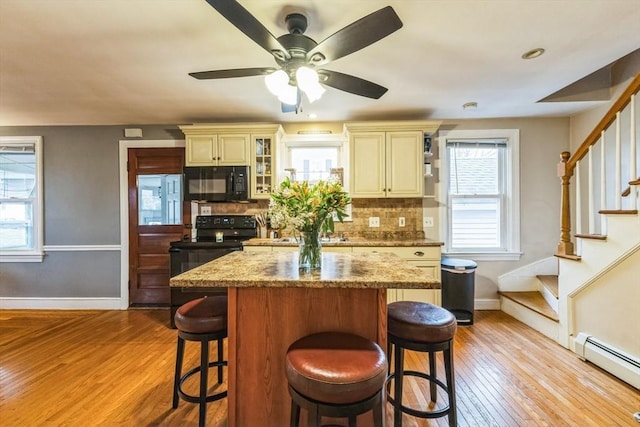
left=190, top=0, right=403, bottom=113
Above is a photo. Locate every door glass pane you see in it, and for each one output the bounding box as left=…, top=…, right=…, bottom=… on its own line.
left=137, top=174, right=182, bottom=225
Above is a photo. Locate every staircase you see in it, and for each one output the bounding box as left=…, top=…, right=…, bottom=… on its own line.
left=499, top=74, right=640, bottom=389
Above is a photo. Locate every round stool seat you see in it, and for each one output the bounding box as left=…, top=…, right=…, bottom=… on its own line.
left=388, top=301, right=457, bottom=344
left=286, top=332, right=387, bottom=405
left=174, top=296, right=227, bottom=334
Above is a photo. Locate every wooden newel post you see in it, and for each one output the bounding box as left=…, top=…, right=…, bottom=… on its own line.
left=557, top=151, right=575, bottom=256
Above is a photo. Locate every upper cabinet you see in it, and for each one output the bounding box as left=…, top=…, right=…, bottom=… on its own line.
left=180, top=125, right=251, bottom=166
left=345, top=121, right=441, bottom=198
left=251, top=127, right=283, bottom=199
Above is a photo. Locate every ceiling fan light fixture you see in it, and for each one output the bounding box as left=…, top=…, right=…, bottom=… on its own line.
left=265, top=70, right=290, bottom=96
left=277, top=84, right=299, bottom=105
left=296, top=66, right=325, bottom=103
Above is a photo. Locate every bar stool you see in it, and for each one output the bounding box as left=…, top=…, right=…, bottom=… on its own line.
left=386, top=301, right=458, bottom=427
left=172, top=296, right=228, bottom=427
left=285, top=332, right=388, bottom=427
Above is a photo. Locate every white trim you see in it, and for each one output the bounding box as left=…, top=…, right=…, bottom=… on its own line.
left=0, top=297, right=122, bottom=310
left=0, top=135, right=44, bottom=261
left=438, top=129, right=521, bottom=259
left=474, top=298, right=500, bottom=310
left=118, top=139, right=185, bottom=310
left=44, top=245, right=121, bottom=252
left=443, top=251, right=522, bottom=261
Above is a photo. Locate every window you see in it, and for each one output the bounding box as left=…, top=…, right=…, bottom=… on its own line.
left=137, top=174, right=182, bottom=225
left=280, top=133, right=351, bottom=220
left=439, top=129, right=520, bottom=260
left=0, top=136, right=44, bottom=262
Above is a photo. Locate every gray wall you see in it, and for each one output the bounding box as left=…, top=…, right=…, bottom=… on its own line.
left=434, top=118, right=570, bottom=300
left=0, top=125, right=180, bottom=298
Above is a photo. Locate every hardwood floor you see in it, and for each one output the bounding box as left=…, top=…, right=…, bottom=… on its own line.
left=0, top=309, right=638, bottom=426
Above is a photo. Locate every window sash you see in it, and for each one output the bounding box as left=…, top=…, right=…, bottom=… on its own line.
left=0, top=136, right=43, bottom=261
left=446, top=139, right=508, bottom=252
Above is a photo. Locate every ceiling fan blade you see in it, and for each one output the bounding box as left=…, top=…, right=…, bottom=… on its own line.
left=306, top=6, right=402, bottom=66
left=204, top=0, right=290, bottom=61
left=318, top=70, right=388, bottom=99
left=189, top=67, right=276, bottom=80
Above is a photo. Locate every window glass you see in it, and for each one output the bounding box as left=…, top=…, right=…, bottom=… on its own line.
left=0, top=142, right=39, bottom=252
left=137, top=174, right=182, bottom=225
left=440, top=130, right=520, bottom=260
left=289, top=147, right=338, bottom=183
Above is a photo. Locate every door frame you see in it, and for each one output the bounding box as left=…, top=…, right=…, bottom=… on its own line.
left=118, top=139, right=185, bottom=309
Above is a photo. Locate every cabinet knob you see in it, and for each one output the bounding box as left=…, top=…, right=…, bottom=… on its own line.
left=414, top=251, right=425, bottom=257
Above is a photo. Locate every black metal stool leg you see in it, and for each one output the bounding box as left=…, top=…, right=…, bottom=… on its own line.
left=444, top=346, right=457, bottom=427
left=393, top=340, right=404, bottom=427
left=199, top=338, right=209, bottom=427
left=429, top=350, right=437, bottom=403
left=217, top=337, right=224, bottom=384
left=290, top=400, right=301, bottom=427
left=172, top=336, right=185, bottom=409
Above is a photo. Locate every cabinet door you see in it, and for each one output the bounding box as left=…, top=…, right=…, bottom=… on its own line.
left=218, top=134, right=250, bottom=165
left=350, top=132, right=386, bottom=197
left=251, top=134, right=275, bottom=199
left=386, top=131, right=423, bottom=197
left=186, top=135, right=217, bottom=166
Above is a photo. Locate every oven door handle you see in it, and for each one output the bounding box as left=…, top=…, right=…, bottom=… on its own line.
left=169, top=247, right=181, bottom=253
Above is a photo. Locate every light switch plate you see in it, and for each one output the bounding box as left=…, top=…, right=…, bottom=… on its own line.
left=399, top=217, right=405, bottom=227
left=369, top=217, right=380, bottom=227
left=423, top=216, right=434, bottom=228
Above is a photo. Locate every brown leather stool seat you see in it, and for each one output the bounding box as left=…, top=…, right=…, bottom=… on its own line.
left=387, top=301, right=458, bottom=427
left=286, top=332, right=388, bottom=427
left=172, top=296, right=228, bottom=427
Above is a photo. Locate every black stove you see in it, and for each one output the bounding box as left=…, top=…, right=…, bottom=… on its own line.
left=168, top=214, right=257, bottom=327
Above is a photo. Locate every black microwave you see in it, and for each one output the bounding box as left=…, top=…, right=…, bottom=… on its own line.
left=183, top=166, right=250, bottom=202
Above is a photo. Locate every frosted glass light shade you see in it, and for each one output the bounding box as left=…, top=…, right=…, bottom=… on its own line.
left=296, top=66, right=325, bottom=103
left=265, top=70, right=289, bottom=96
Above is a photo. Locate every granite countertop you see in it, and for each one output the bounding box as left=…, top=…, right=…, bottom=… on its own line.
left=169, top=251, right=440, bottom=289
left=243, top=237, right=444, bottom=247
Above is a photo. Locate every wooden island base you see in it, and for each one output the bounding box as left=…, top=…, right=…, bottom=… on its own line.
left=227, top=287, right=387, bottom=427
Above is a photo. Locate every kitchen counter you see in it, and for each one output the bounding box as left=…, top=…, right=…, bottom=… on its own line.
left=169, top=251, right=439, bottom=289
left=242, top=237, right=444, bottom=247
left=169, top=250, right=439, bottom=427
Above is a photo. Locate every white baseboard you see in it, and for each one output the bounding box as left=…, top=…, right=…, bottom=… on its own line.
left=475, top=298, right=500, bottom=310
left=0, top=298, right=123, bottom=310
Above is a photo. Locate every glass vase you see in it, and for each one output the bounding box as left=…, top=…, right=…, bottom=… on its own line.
left=298, top=230, right=322, bottom=271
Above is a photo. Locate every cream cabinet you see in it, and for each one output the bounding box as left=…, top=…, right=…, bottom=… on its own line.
left=251, top=134, right=276, bottom=199
left=345, top=121, right=441, bottom=198
left=353, top=245, right=441, bottom=305
left=180, top=125, right=251, bottom=166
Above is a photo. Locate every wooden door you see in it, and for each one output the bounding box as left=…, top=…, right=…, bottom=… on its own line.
left=128, top=148, right=189, bottom=306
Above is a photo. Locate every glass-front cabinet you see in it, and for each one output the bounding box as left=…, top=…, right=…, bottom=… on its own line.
left=253, top=136, right=274, bottom=197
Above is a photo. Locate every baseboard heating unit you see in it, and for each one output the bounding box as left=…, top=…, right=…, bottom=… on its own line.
left=575, top=333, right=640, bottom=389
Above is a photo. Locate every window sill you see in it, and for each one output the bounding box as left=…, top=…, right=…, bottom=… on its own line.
left=0, top=251, right=44, bottom=262
left=442, top=251, right=522, bottom=261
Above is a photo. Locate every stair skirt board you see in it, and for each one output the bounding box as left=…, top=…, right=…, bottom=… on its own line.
left=539, top=284, right=559, bottom=313
left=575, top=333, right=640, bottom=389
left=500, top=297, right=559, bottom=342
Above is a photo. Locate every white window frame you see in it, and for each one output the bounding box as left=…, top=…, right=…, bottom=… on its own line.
left=0, top=136, right=44, bottom=262
left=438, top=129, right=521, bottom=261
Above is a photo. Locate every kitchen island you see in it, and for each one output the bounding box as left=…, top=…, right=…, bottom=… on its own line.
left=169, top=250, right=439, bottom=427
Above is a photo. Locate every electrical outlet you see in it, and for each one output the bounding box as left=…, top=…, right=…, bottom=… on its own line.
left=201, top=206, right=212, bottom=215
left=399, top=217, right=406, bottom=227
left=423, top=216, right=434, bottom=228
left=369, top=217, right=380, bottom=228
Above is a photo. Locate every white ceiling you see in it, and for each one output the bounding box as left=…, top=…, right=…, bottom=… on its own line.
left=1, top=0, right=639, bottom=126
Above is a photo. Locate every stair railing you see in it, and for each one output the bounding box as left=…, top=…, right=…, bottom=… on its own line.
left=557, top=73, right=640, bottom=257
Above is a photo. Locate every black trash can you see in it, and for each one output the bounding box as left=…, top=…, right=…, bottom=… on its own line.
left=441, top=257, right=477, bottom=325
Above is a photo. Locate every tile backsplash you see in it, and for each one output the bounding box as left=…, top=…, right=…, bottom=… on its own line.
left=199, top=198, right=424, bottom=240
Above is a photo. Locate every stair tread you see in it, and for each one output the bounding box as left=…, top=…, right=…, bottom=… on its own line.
left=598, top=209, right=638, bottom=215
left=575, top=233, right=607, bottom=240
left=499, top=291, right=559, bottom=322
left=554, top=253, right=581, bottom=261
left=536, top=275, right=558, bottom=298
